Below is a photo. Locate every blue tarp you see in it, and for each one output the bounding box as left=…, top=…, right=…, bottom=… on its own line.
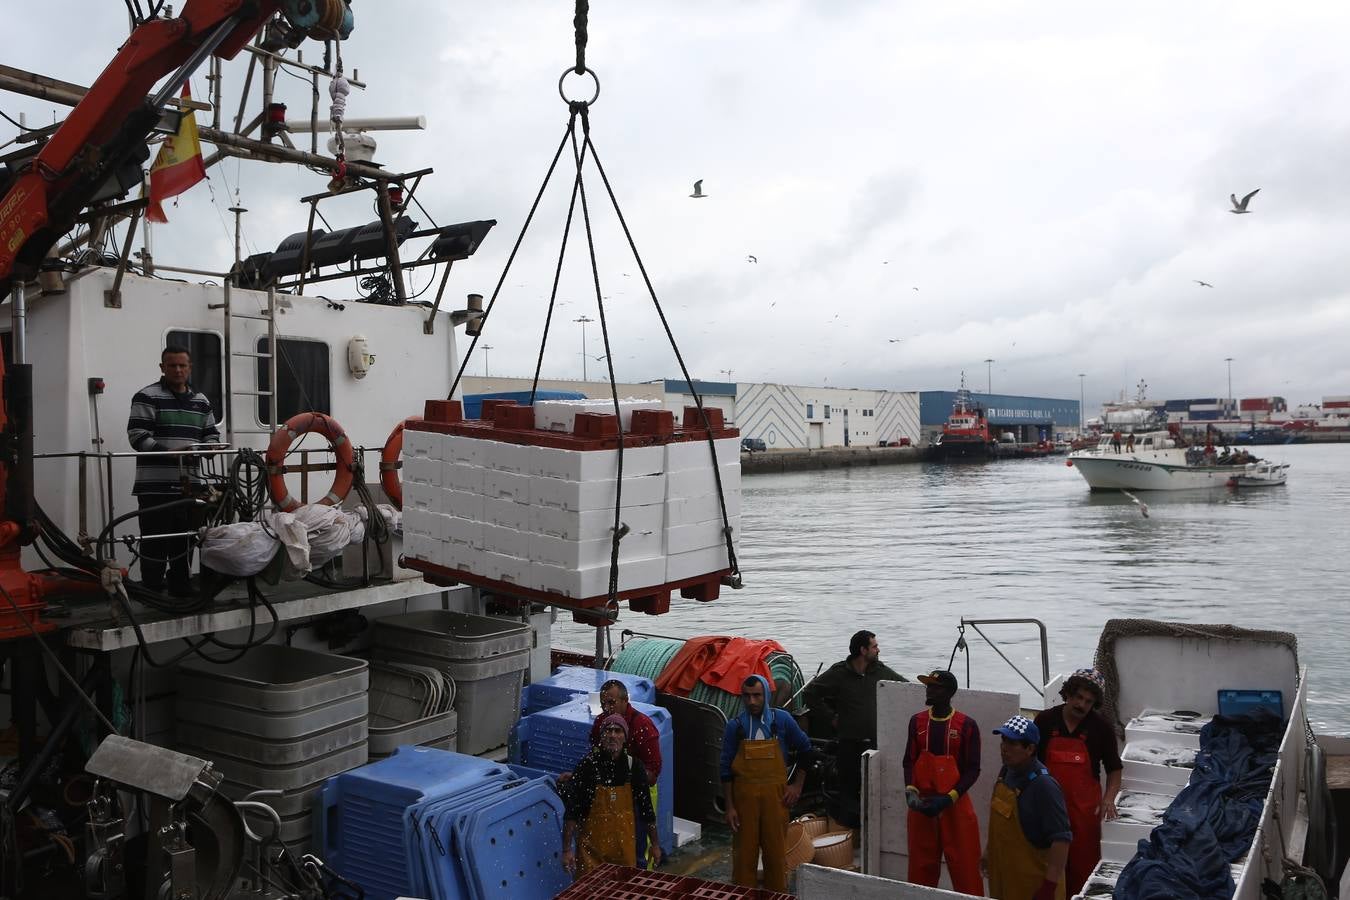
left=462, top=390, right=585, bottom=419
left=1115, top=711, right=1283, bottom=900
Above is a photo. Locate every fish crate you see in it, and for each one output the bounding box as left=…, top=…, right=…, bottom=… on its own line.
left=522, top=665, right=656, bottom=715
left=554, top=864, right=794, bottom=900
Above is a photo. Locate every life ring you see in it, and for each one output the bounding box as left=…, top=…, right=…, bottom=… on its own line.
left=379, top=420, right=405, bottom=510
left=266, top=412, right=354, bottom=512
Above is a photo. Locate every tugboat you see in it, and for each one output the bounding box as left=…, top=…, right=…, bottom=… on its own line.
left=932, top=377, right=996, bottom=460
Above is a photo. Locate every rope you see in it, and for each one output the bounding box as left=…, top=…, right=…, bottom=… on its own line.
left=446, top=119, right=576, bottom=400
left=573, top=0, right=589, bottom=74
left=610, top=637, right=684, bottom=681
left=581, top=127, right=742, bottom=587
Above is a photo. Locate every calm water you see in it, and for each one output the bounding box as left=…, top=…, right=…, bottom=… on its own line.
left=558, top=443, right=1350, bottom=731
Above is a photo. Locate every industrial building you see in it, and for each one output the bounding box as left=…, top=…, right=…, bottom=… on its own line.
left=918, top=391, right=1081, bottom=445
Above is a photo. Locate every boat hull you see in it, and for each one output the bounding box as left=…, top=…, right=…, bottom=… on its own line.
left=932, top=438, right=994, bottom=460
left=1069, top=456, right=1244, bottom=491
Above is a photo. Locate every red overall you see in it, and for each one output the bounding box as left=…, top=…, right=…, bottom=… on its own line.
left=907, top=710, right=984, bottom=896
left=1044, top=731, right=1100, bottom=897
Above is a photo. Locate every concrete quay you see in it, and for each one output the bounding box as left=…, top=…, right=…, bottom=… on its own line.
left=741, top=445, right=925, bottom=474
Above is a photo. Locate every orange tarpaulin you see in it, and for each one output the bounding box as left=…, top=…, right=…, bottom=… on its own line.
left=655, top=636, right=785, bottom=698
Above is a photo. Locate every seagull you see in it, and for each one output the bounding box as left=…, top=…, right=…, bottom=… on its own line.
left=912, top=286, right=920, bottom=291
left=1230, top=189, right=1259, bottom=214
left=769, top=301, right=777, bottom=308
left=1120, top=490, right=1150, bottom=519
left=887, top=338, right=902, bottom=343
left=689, top=179, right=707, bottom=199
left=1194, top=280, right=1214, bottom=288
left=746, top=254, right=757, bottom=263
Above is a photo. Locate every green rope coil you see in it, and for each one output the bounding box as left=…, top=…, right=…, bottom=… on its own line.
left=610, top=637, right=684, bottom=682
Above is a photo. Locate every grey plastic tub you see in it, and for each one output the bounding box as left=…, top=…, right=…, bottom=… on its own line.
left=372, top=646, right=531, bottom=683
left=368, top=709, right=457, bottom=758
left=220, top=780, right=324, bottom=819
left=371, top=734, right=456, bottom=761
left=177, top=645, right=367, bottom=712
left=174, top=693, right=368, bottom=739
left=177, top=718, right=367, bottom=766
left=372, top=611, right=530, bottom=661
left=178, top=741, right=368, bottom=791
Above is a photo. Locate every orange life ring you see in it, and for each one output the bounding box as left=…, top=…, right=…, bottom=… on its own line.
left=266, top=412, right=355, bottom=512
left=379, top=420, right=405, bottom=510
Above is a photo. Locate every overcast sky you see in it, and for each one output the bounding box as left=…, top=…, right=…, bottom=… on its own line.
left=7, top=1, right=1350, bottom=411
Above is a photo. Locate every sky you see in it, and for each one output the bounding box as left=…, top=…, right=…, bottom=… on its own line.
left=6, top=1, right=1350, bottom=413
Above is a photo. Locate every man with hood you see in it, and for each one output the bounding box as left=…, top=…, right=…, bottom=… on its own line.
left=720, top=674, right=813, bottom=891
left=561, top=714, right=662, bottom=875
left=803, top=629, right=906, bottom=827
left=903, top=669, right=984, bottom=895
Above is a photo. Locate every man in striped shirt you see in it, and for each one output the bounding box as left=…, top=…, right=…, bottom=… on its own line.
left=127, top=346, right=219, bottom=594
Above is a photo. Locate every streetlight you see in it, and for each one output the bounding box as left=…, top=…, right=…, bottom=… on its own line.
left=983, top=358, right=994, bottom=395
left=1224, top=357, right=1234, bottom=417
left=719, top=368, right=733, bottom=383
left=574, top=316, right=594, bottom=380
left=482, top=345, right=494, bottom=378
left=1078, top=373, right=1086, bottom=432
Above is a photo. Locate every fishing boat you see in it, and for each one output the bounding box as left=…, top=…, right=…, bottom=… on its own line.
left=1066, top=430, right=1257, bottom=491
left=931, top=380, right=995, bottom=460
left=1229, top=461, right=1291, bottom=488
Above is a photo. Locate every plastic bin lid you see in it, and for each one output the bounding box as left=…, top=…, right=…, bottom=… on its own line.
left=453, top=782, right=569, bottom=900
left=1217, top=689, right=1284, bottom=720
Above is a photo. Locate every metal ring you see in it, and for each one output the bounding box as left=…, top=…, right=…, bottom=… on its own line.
left=558, top=66, right=601, bottom=106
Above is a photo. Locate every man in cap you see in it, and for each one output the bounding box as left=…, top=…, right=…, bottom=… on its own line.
left=589, top=678, right=663, bottom=867
left=986, top=716, right=1072, bottom=900
left=1033, top=667, right=1121, bottom=896
left=562, top=714, right=662, bottom=875
left=721, top=674, right=813, bottom=892
left=903, top=670, right=984, bottom=895
left=803, top=629, right=906, bottom=828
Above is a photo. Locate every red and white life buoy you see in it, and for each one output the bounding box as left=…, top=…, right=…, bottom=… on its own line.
left=379, top=420, right=405, bottom=510
left=266, top=412, right=355, bottom=512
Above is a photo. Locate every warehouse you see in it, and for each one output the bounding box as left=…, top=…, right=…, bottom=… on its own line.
left=918, top=391, right=1080, bottom=445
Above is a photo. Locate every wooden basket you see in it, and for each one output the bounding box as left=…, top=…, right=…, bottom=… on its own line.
left=792, top=814, right=830, bottom=839
left=811, top=829, right=854, bottom=869
left=783, top=821, right=815, bottom=873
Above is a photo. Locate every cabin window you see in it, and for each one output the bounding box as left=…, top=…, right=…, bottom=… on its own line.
left=806, top=404, right=814, bottom=418
left=257, top=338, right=331, bottom=424
left=166, top=330, right=224, bottom=423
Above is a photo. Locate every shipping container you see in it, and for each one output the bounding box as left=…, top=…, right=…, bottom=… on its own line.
left=1323, top=395, right=1350, bottom=408
left=1164, top=400, right=1191, bottom=412
left=1189, top=403, right=1222, bottom=412
left=1240, top=398, right=1273, bottom=412
left=1189, top=410, right=1221, bottom=421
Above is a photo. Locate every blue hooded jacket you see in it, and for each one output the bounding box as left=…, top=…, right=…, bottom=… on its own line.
left=719, top=674, right=813, bottom=782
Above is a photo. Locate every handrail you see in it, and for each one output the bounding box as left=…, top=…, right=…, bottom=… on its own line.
left=956, top=617, right=1050, bottom=695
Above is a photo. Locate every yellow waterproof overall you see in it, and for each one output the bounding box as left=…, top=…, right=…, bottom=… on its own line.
left=577, top=781, right=636, bottom=874
left=731, top=737, right=789, bottom=892
left=987, top=779, right=1065, bottom=900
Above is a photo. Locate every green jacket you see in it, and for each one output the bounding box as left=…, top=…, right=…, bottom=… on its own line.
left=803, top=659, right=906, bottom=741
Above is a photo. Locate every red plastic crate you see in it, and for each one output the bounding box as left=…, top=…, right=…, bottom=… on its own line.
left=553, top=865, right=793, bottom=900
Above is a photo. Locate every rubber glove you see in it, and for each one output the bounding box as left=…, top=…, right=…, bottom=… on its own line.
left=928, top=795, right=954, bottom=816
left=905, top=790, right=924, bottom=811
left=1032, top=878, right=1059, bottom=900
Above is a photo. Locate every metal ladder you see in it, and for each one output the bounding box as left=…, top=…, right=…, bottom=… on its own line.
left=221, top=281, right=279, bottom=443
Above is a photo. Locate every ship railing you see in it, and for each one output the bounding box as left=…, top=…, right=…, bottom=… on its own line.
left=949, top=617, right=1051, bottom=696
left=33, top=444, right=382, bottom=555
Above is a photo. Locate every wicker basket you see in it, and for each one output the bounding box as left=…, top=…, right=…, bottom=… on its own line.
left=811, top=830, right=855, bottom=869
left=793, top=814, right=830, bottom=839
left=783, top=821, right=815, bottom=873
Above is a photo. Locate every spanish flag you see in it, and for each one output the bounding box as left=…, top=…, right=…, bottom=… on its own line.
left=145, top=84, right=206, bottom=224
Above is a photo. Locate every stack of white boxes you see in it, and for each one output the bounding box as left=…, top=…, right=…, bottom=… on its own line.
left=399, top=399, right=741, bottom=604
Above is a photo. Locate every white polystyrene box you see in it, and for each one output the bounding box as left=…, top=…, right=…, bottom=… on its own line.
left=533, top=398, right=663, bottom=433
left=666, top=516, right=740, bottom=555
left=443, top=434, right=485, bottom=467
left=483, top=469, right=532, bottom=503
left=665, top=491, right=741, bottom=527
left=403, top=508, right=435, bottom=538
left=403, top=456, right=441, bottom=487
left=402, top=481, right=437, bottom=513
left=444, top=515, right=483, bottom=549
left=443, top=489, right=483, bottom=523
left=529, top=528, right=664, bottom=570
left=483, top=523, right=531, bottom=558
left=528, top=445, right=665, bottom=481
left=483, top=497, right=530, bottom=532
left=666, top=543, right=732, bottom=583
left=443, top=462, right=485, bottom=494
left=664, top=437, right=741, bottom=472
left=531, top=473, right=667, bottom=511
left=530, top=503, right=665, bottom=542
left=533, top=556, right=667, bottom=600
left=482, top=440, right=528, bottom=474
left=666, top=462, right=741, bottom=500
left=403, top=428, right=440, bottom=458
left=402, top=533, right=430, bottom=562
left=480, top=551, right=529, bottom=584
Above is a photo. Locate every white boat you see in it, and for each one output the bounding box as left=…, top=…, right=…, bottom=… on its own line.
left=1066, top=430, right=1250, bottom=491
left=1229, top=461, right=1290, bottom=487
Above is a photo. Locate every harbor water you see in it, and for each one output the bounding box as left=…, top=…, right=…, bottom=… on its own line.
left=559, top=443, right=1350, bottom=732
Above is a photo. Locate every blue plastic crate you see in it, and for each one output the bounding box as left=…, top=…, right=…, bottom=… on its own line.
left=406, top=777, right=530, bottom=898
left=522, top=667, right=656, bottom=716
left=510, top=698, right=675, bottom=854
left=1218, top=689, right=1284, bottom=720
left=451, top=782, right=570, bottom=900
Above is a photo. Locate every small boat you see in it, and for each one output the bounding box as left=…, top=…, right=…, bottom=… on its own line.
left=1228, top=461, right=1290, bottom=487
left=931, top=379, right=995, bottom=460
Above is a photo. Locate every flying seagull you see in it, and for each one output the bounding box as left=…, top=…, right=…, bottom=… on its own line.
left=746, top=254, right=757, bottom=263
left=1194, top=280, right=1214, bottom=288
left=689, top=179, right=707, bottom=199
left=1230, top=189, right=1259, bottom=214
left=887, top=338, right=902, bottom=343
left=1120, top=490, right=1150, bottom=519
